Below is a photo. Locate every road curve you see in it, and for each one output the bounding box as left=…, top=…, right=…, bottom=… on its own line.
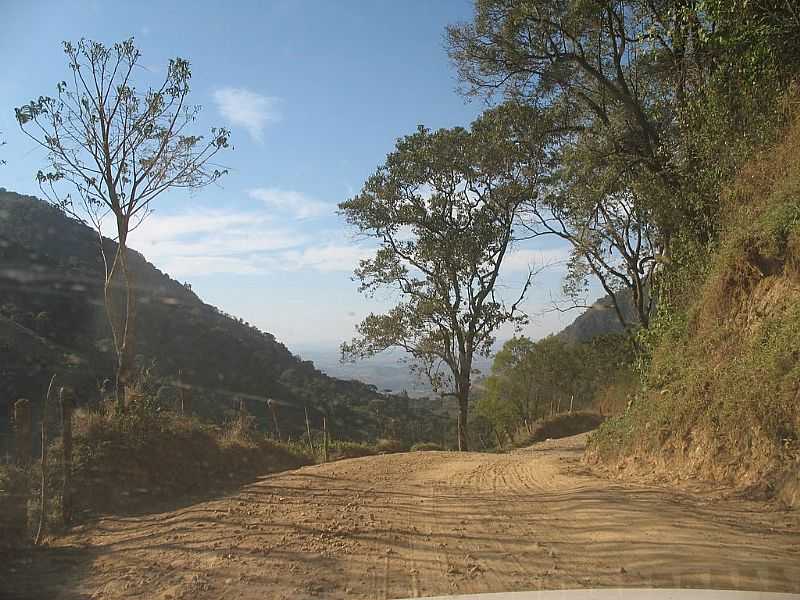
left=4, top=433, right=799, bottom=599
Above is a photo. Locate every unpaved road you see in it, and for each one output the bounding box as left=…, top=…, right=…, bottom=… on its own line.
left=4, top=433, right=800, bottom=599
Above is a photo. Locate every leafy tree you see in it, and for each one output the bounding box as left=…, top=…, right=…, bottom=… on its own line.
left=479, top=336, right=539, bottom=435
left=448, top=0, right=706, bottom=224
left=446, top=1, right=720, bottom=328
left=448, top=1, right=800, bottom=332
left=495, top=103, right=659, bottom=328
left=340, top=113, right=543, bottom=450
left=15, top=38, right=230, bottom=408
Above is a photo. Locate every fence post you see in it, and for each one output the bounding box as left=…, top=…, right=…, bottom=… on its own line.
left=35, top=374, right=57, bottom=545
left=178, top=370, right=192, bottom=416
left=13, top=399, right=32, bottom=466
left=304, top=405, right=315, bottom=454
left=323, top=417, right=329, bottom=463
left=60, top=387, right=73, bottom=526
left=457, top=412, right=462, bottom=452
left=268, top=399, right=281, bottom=442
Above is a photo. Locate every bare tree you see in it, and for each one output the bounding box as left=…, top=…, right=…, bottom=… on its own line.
left=15, top=39, right=230, bottom=408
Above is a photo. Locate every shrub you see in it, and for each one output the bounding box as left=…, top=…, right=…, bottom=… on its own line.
left=410, top=442, right=443, bottom=452
left=374, top=438, right=408, bottom=454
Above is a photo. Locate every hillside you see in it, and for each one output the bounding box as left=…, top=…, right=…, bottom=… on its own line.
left=556, top=289, right=636, bottom=343
left=0, top=190, right=437, bottom=443
left=588, top=115, right=800, bottom=507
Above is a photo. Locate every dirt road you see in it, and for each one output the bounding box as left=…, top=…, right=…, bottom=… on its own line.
left=5, top=433, right=800, bottom=599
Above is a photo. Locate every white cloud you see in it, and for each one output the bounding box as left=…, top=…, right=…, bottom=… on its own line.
left=213, top=87, right=280, bottom=143
left=119, top=206, right=372, bottom=278
left=248, top=187, right=332, bottom=219
left=158, top=255, right=265, bottom=277
left=126, top=210, right=307, bottom=277
left=280, top=243, right=374, bottom=272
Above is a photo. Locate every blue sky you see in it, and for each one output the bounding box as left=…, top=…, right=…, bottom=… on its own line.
left=1, top=0, right=581, bottom=351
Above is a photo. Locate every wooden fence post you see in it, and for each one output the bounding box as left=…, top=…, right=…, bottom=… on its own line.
left=60, top=387, right=73, bottom=526
left=13, top=399, right=32, bottom=466
left=323, top=417, right=329, bottom=463
left=35, top=374, right=57, bottom=545
left=268, top=399, right=281, bottom=442
left=178, top=370, right=192, bottom=416
left=304, top=406, right=315, bottom=454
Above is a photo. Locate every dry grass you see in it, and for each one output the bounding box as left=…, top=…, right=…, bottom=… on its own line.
left=588, top=114, right=800, bottom=506
left=65, top=405, right=312, bottom=517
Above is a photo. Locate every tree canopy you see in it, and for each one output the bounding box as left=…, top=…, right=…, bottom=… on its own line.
left=340, top=112, right=546, bottom=449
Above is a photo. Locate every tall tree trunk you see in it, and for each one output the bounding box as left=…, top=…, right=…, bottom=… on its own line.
left=105, top=236, right=137, bottom=412
left=456, top=376, right=470, bottom=452
left=118, top=243, right=137, bottom=406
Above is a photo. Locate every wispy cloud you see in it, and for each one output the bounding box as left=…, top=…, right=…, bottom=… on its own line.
left=212, top=87, right=280, bottom=143
left=248, top=187, right=332, bottom=219
left=281, top=243, right=374, bottom=272
left=123, top=207, right=371, bottom=278
left=127, top=210, right=306, bottom=277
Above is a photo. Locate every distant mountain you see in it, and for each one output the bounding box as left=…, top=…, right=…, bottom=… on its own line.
left=0, top=190, right=429, bottom=441
left=556, top=290, right=637, bottom=343
left=297, top=347, right=493, bottom=398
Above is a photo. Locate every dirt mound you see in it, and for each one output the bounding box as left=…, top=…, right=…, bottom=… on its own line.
left=65, top=413, right=311, bottom=516
left=514, top=411, right=605, bottom=448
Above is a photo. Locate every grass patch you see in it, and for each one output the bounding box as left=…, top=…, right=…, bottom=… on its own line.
left=587, top=115, right=800, bottom=504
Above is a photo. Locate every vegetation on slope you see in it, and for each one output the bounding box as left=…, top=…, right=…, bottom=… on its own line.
left=0, top=191, right=446, bottom=445
left=472, top=334, right=635, bottom=448
left=588, top=113, right=800, bottom=505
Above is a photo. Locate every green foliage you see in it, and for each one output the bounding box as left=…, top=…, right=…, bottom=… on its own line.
left=476, top=334, right=635, bottom=447
left=589, top=117, right=800, bottom=492
left=340, top=113, right=543, bottom=449
left=410, top=442, right=443, bottom=452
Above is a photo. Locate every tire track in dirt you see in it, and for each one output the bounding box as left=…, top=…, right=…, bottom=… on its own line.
left=5, top=433, right=800, bottom=599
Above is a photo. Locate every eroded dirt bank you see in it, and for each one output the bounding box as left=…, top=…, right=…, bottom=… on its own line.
left=3, top=433, right=799, bottom=599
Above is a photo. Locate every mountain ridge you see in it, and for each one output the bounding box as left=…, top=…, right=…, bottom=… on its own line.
left=0, top=190, right=401, bottom=441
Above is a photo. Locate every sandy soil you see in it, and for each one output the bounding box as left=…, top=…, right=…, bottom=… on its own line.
left=3, top=433, right=799, bottom=599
